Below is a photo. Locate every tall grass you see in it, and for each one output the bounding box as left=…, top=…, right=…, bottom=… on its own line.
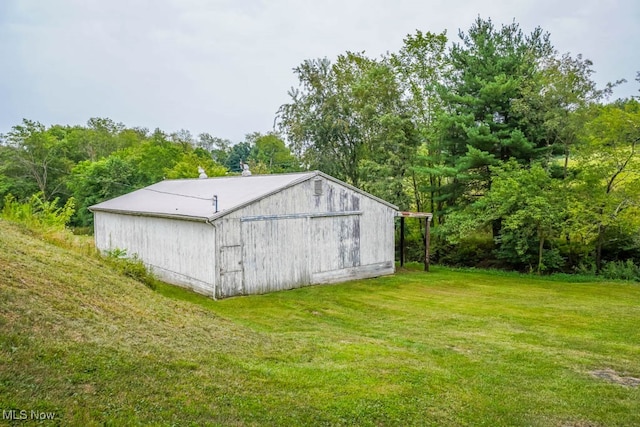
left=103, top=248, right=159, bottom=290
left=2, top=193, right=75, bottom=230
left=1, top=193, right=158, bottom=290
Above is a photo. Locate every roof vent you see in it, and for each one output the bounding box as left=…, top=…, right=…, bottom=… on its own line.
left=314, top=178, right=323, bottom=195
left=240, top=161, right=252, bottom=177
left=198, top=166, right=208, bottom=179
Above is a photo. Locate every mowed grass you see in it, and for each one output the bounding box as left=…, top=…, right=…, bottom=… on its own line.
left=1, top=220, right=639, bottom=426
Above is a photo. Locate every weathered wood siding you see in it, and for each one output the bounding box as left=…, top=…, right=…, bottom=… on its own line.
left=311, top=215, right=360, bottom=273
left=94, top=212, right=216, bottom=296
left=241, top=217, right=311, bottom=294
left=94, top=174, right=395, bottom=299
left=222, top=176, right=395, bottom=294
left=214, top=218, right=243, bottom=299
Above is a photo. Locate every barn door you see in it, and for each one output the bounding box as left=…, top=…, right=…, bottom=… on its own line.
left=216, top=219, right=244, bottom=298
left=241, top=218, right=310, bottom=294
left=311, top=215, right=361, bottom=274
left=219, top=245, right=243, bottom=297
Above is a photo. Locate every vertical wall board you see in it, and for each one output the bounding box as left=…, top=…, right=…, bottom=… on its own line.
left=358, top=203, right=395, bottom=267
left=214, top=218, right=243, bottom=298
left=93, top=212, right=216, bottom=295
left=218, top=245, right=243, bottom=298
left=228, top=180, right=316, bottom=219
left=241, top=218, right=310, bottom=294
left=311, top=216, right=339, bottom=274
left=228, top=175, right=395, bottom=294
left=339, top=215, right=361, bottom=268
left=311, top=215, right=361, bottom=274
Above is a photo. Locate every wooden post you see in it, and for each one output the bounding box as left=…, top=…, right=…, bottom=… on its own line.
left=400, top=216, right=405, bottom=267
left=424, top=216, right=431, bottom=272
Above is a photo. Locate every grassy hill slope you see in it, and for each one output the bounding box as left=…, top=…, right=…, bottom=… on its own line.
left=0, top=221, right=272, bottom=425
left=1, top=220, right=639, bottom=426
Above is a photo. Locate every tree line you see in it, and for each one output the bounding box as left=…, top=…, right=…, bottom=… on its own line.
left=2, top=17, right=639, bottom=276
left=276, top=17, right=640, bottom=275
left=0, top=119, right=298, bottom=227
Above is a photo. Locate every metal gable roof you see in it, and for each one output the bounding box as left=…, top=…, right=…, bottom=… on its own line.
left=89, top=171, right=398, bottom=222
left=89, top=171, right=315, bottom=222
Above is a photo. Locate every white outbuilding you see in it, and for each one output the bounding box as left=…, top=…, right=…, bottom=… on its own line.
left=90, top=171, right=398, bottom=299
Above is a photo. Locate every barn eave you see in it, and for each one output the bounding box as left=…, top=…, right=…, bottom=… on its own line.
left=88, top=207, right=212, bottom=223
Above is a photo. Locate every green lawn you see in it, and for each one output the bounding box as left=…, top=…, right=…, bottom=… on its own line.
left=1, top=220, right=639, bottom=426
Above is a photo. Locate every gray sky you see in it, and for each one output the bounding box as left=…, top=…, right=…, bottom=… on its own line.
left=1, top=0, right=638, bottom=142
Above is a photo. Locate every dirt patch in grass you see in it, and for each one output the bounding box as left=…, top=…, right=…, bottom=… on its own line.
left=559, top=420, right=602, bottom=427
left=589, top=368, right=640, bottom=387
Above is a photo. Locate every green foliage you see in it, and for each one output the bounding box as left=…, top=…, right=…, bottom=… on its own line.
left=104, top=248, right=157, bottom=290
left=118, top=131, right=184, bottom=183
left=358, top=112, right=420, bottom=208
left=2, top=193, right=75, bottom=230
left=390, top=30, right=447, bottom=129
left=600, top=260, right=640, bottom=281
left=225, top=141, right=252, bottom=172
left=277, top=52, right=418, bottom=189
left=569, top=99, right=640, bottom=270
left=395, top=217, right=428, bottom=263
left=442, top=161, right=566, bottom=272
left=436, top=233, right=496, bottom=268
left=164, top=151, right=227, bottom=179
left=438, top=18, right=555, bottom=212
left=489, top=163, right=565, bottom=272
left=495, top=235, right=565, bottom=273
left=389, top=30, right=449, bottom=217
left=0, top=146, right=39, bottom=202
left=2, top=119, right=75, bottom=201
left=278, top=57, right=358, bottom=182
left=65, top=117, right=132, bottom=162
left=247, top=132, right=299, bottom=173
left=67, top=156, right=144, bottom=226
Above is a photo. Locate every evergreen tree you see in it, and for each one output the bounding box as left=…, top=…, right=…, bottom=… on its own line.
left=439, top=18, right=555, bottom=213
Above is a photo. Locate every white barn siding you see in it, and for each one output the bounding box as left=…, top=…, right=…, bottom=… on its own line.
left=358, top=199, right=396, bottom=267
left=224, top=176, right=395, bottom=291
left=94, top=212, right=216, bottom=296
left=241, top=217, right=311, bottom=294
left=91, top=171, right=397, bottom=299
left=311, top=215, right=359, bottom=273
left=214, top=218, right=243, bottom=299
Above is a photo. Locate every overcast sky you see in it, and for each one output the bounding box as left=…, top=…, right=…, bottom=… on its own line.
left=1, top=0, right=638, bottom=142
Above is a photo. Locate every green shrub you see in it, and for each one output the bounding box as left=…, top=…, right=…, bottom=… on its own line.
left=600, top=260, right=640, bottom=282
left=437, top=234, right=496, bottom=268
left=494, top=233, right=565, bottom=273
left=104, top=248, right=158, bottom=290
left=574, top=261, right=597, bottom=276
left=2, top=193, right=75, bottom=230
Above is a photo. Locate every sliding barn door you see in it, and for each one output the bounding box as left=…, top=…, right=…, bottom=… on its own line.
left=241, top=218, right=310, bottom=294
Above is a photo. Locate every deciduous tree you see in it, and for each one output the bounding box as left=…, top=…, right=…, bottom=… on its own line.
left=570, top=100, right=640, bottom=271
